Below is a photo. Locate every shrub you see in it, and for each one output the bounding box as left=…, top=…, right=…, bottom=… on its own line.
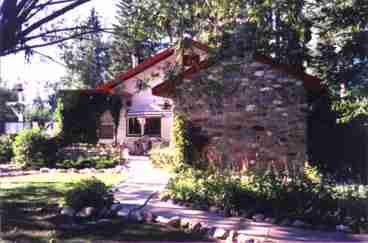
left=12, top=128, right=58, bottom=167
left=149, top=146, right=176, bottom=171
left=0, top=134, right=16, bottom=163
left=56, top=154, right=120, bottom=169
left=65, top=178, right=113, bottom=211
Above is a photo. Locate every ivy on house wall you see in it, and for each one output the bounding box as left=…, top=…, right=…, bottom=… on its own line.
left=171, top=113, right=193, bottom=168
left=56, top=90, right=122, bottom=145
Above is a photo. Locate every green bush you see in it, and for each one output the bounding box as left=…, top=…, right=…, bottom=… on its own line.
left=0, top=134, right=16, bottom=163
left=149, top=146, right=176, bottom=171
left=12, top=128, right=58, bottom=167
left=65, top=178, right=114, bottom=211
left=56, top=154, right=120, bottom=169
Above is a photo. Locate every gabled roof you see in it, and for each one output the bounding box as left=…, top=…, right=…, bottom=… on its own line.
left=96, top=39, right=209, bottom=93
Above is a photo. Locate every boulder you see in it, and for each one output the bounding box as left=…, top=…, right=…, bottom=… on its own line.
left=40, top=167, right=50, bottom=173
left=213, top=228, right=228, bottom=239
left=180, top=218, right=191, bottom=228
left=60, top=206, right=75, bottom=217
left=237, top=235, right=255, bottom=243
left=142, top=211, right=156, bottom=223
left=226, top=230, right=238, bottom=242
left=156, top=215, right=170, bottom=224
left=117, top=208, right=130, bottom=218
left=167, top=216, right=181, bottom=228
left=252, top=213, right=265, bottom=222
left=76, top=207, right=96, bottom=218
left=336, top=224, right=352, bottom=233
left=189, top=222, right=202, bottom=233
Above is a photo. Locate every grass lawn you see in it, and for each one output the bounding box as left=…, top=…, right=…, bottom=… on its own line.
left=0, top=171, right=211, bottom=243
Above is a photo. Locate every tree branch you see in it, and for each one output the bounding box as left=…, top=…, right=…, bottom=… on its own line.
left=4, top=30, right=104, bottom=55
left=21, top=0, right=90, bottom=37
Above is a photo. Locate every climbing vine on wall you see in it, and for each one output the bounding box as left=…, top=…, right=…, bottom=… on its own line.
left=171, top=113, right=194, bottom=168
left=56, top=90, right=122, bottom=145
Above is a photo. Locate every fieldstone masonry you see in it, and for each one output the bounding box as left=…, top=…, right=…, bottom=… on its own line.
left=175, top=56, right=308, bottom=173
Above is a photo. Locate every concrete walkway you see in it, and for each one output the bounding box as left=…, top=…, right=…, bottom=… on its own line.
left=113, top=156, right=368, bottom=243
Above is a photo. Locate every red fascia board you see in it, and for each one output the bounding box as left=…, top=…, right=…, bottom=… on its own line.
left=98, top=48, right=175, bottom=91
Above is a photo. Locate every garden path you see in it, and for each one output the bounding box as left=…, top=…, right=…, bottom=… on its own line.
left=113, top=156, right=368, bottom=243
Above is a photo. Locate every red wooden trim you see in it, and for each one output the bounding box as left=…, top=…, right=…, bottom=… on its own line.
left=97, top=48, right=175, bottom=90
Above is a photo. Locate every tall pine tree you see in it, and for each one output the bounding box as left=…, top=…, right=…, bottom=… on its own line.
left=60, top=9, right=112, bottom=89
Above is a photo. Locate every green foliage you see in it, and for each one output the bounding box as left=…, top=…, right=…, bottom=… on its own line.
left=64, top=178, right=114, bottom=212
left=308, top=0, right=368, bottom=123
left=149, top=146, right=176, bottom=171
left=57, top=154, right=121, bottom=170
left=60, top=9, right=112, bottom=89
left=57, top=90, right=122, bottom=145
left=12, top=128, right=58, bottom=168
left=0, top=87, right=17, bottom=122
left=171, top=113, right=193, bottom=169
left=0, top=134, right=16, bottom=163
left=165, top=167, right=368, bottom=229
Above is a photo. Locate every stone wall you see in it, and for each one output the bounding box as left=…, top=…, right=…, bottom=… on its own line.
left=175, top=57, right=308, bottom=173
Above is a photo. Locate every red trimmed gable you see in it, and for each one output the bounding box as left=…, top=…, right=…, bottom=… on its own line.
left=96, top=39, right=210, bottom=93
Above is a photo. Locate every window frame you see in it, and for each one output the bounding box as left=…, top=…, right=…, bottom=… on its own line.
left=126, top=117, right=142, bottom=137
left=144, top=117, right=161, bottom=137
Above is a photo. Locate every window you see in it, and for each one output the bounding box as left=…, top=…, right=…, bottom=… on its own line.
left=144, top=117, right=161, bottom=136
left=127, top=117, right=142, bottom=136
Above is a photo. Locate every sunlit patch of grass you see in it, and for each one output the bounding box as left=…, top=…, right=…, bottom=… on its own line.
left=0, top=172, right=123, bottom=204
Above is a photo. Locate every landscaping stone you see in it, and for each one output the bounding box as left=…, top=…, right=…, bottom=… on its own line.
left=97, top=218, right=114, bottom=225
left=292, top=219, right=310, bottom=228
left=279, top=218, right=292, bottom=226
left=180, top=217, right=191, bottom=228
left=40, top=167, right=50, bottom=173
left=76, top=207, right=96, bottom=218
left=60, top=206, right=75, bottom=217
left=252, top=213, right=265, bottom=222
left=264, top=217, right=276, bottom=224
left=213, top=227, right=228, bottom=239
left=226, top=230, right=238, bottom=242
left=336, top=224, right=352, bottom=233
left=189, top=222, right=202, bottom=233
left=167, top=216, right=181, bottom=228
left=209, top=206, right=220, bottom=213
left=142, top=211, right=155, bottom=223
left=117, top=208, right=130, bottom=218
left=156, top=215, right=170, bottom=224
left=237, top=235, right=255, bottom=243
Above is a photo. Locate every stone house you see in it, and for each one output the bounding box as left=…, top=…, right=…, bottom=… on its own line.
left=93, top=39, right=323, bottom=171
left=152, top=46, right=323, bottom=172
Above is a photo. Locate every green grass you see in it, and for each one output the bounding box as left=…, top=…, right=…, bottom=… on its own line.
left=0, top=172, right=122, bottom=205
left=0, top=171, right=211, bottom=242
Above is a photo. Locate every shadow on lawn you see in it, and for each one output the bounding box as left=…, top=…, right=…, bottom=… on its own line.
left=0, top=183, right=212, bottom=243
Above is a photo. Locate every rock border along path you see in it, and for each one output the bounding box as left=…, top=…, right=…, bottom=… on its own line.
left=113, top=156, right=368, bottom=243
